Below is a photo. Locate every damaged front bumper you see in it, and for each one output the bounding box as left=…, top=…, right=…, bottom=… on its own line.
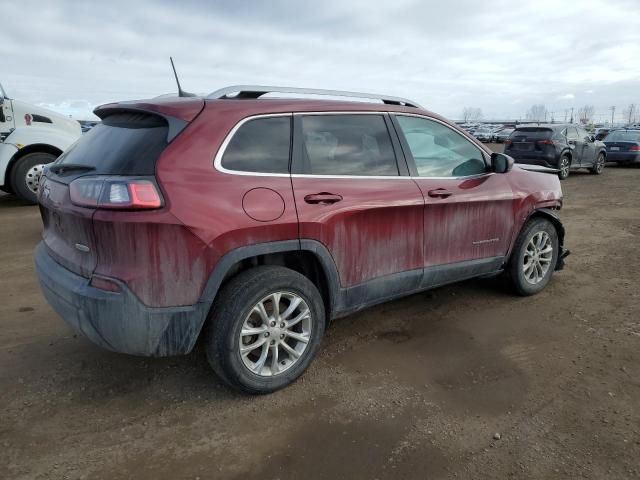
left=34, top=242, right=208, bottom=357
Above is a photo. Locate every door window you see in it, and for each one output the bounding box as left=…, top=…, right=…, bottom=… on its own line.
left=299, top=115, right=399, bottom=176
left=565, top=127, right=579, bottom=141
left=395, top=116, right=486, bottom=177
left=576, top=127, right=589, bottom=140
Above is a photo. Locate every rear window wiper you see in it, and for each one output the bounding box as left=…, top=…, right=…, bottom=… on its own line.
left=48, top=164, right=96, bottom=174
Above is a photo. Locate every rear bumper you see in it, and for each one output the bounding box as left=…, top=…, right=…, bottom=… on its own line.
left=606, top=151, right=640, bottom=163
left=510, top=153, right=557, bottom=169
left=34, top=242, right=209, bottom=357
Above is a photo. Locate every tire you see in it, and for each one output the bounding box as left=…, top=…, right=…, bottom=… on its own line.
left=205, top=266, right=326, bottom=394
left=590, top=153, right=605, bottom=175
left=557, top=155, right=570, bottom=180
left=10, top=152, right=57, bottom=204
left=507, top=217, right=559, bottom=296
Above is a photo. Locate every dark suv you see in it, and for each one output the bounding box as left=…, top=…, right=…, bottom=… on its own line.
left=504, top=124, right=607, bottom=179
left=35, top=86, right=568, bottom=393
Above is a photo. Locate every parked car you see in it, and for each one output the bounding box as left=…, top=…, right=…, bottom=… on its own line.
left=473, top=127, right=494, bottom=142
left=594, top=128, right=611, bottom=141
left=35, top=85, right=569, bottom=394
left=602, top=129, right=640, bottom=164
left=504, top=124, right=607, bottom=179
left=0, top=82, right=81, bottom=203
left=493, top=128, right=514, bottom=143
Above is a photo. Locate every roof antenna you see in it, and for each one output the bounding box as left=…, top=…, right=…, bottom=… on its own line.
left=170, top=57, right=195, bottom=97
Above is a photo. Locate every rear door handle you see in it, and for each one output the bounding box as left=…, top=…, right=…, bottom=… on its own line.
left=304, top=192, right=343, bottom=204
left=427, top=188, right=453, bottom=198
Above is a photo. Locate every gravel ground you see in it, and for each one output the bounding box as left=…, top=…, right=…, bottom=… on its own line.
left=1, top=149, right=639, bottom=479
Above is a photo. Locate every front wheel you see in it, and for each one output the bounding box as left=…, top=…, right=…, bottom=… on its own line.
left=508, top=218, right=559, bottom=296
left=590, top=153, right=605, bottom=175
left=558, top=155, right=570, bottom=180
left=206, top=266, right=326, bottom=394
left=10, top=152, right=57, bottom=204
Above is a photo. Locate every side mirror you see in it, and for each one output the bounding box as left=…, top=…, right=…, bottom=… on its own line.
left=491, top=153, right=514, bottom=173
left=587, top=135, right=595, bottom=143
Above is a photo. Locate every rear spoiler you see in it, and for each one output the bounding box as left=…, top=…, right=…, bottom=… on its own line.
left=94, top=97, right=205, bottom=142
left=516, top=164, right=559, bottom=175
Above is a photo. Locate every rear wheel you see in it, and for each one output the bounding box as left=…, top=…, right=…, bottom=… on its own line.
left=10, top=152, right=57, bottom=204
left=508, top=218, right=559, bottom=296
left=590, top=153, right=605, bottom=175
left=558, top=155, right=570, bottom=180
left=206, top=266, right=326, bottom=394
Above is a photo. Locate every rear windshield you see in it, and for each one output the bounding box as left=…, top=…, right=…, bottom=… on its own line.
left=510, top=128, right=553, bottom=139
left=605, top=130, right=640, bottom=142
left=55, top=112, right=169, bottom=175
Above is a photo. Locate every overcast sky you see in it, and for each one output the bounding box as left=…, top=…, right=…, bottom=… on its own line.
left=2, top=0, right=639, bottom=121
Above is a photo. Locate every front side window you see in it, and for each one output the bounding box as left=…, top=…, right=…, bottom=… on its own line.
left=221, top=116, right=291, bottom=173
left=300, top=115, right=398, bottom=176
left=395, top=116, right=486, bottom=177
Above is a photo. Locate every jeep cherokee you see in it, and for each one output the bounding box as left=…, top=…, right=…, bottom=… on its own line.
left=35, top=86, right=569, bottom=394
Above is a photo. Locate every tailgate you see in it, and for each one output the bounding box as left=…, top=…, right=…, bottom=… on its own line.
left=39, top=175, right=97, bottom=278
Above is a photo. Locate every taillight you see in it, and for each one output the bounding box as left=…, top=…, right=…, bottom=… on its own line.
left=537, top=139, right=555, bottom=146
left=629, top=145, right=640, bottom=152
left=505, top=139, right=512, bottom=146
left=70, top=177, right=163, bottom=210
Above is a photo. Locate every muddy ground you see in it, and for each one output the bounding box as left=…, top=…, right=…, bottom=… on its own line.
left=1, top=148, right=639, bottom=479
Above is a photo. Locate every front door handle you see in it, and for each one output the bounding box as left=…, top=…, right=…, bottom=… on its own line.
left=304, top=192, right=343, bottom=205
left=427, top=188, right=453, bottom=198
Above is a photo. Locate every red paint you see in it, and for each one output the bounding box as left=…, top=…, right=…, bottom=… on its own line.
left=39, top=96, right=563, bottom=308
left=292, top=177, right=424, bottom=286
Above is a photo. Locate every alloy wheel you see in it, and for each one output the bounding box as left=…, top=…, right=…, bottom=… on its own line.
left=239, top=291, right=312, bottom=377
left=559, top=157, right=570, bottom=178
left=522, top=231, right=553, bottom=284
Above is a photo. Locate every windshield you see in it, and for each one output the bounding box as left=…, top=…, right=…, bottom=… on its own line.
left=605, top=130, right=640, bottom=142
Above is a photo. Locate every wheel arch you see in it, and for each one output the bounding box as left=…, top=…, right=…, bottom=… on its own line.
left=507, top=208, right=568, bottom=270
left=6, top=143, right=62, bottom=189
left=199, top=240, right=341, bottom=322
left=560, top=148, right=573, bottom=163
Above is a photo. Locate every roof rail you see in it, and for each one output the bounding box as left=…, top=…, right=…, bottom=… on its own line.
left=206, top=85, right=422, bottom=108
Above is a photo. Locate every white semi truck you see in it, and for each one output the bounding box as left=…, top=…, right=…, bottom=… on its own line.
left=0, top=82, right=81, bottom=203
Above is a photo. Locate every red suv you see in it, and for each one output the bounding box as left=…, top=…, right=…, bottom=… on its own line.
left=35, top=86, right=568, bottom=393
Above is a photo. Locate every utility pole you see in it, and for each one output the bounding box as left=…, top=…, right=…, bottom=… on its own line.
left=564, top=109, right=568, bottom=122
left=610, top=106, right=615, bottom=126
left=570, top=107, right=574, bottom=123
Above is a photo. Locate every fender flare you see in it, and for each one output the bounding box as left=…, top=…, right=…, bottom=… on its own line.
left=198, top=239, right=342, bottom=315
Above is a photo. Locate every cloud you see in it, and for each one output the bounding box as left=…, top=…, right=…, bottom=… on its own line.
left=557, top=94, right=576, bottom=100
left=1, top=0, right=639, bottom=120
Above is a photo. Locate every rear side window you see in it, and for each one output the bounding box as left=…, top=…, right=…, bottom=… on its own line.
left=221, top=116, right=291, bottom=173
left=300, top=115, right=398, bottom=176
left=56, top=113, right=169, bottom=175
